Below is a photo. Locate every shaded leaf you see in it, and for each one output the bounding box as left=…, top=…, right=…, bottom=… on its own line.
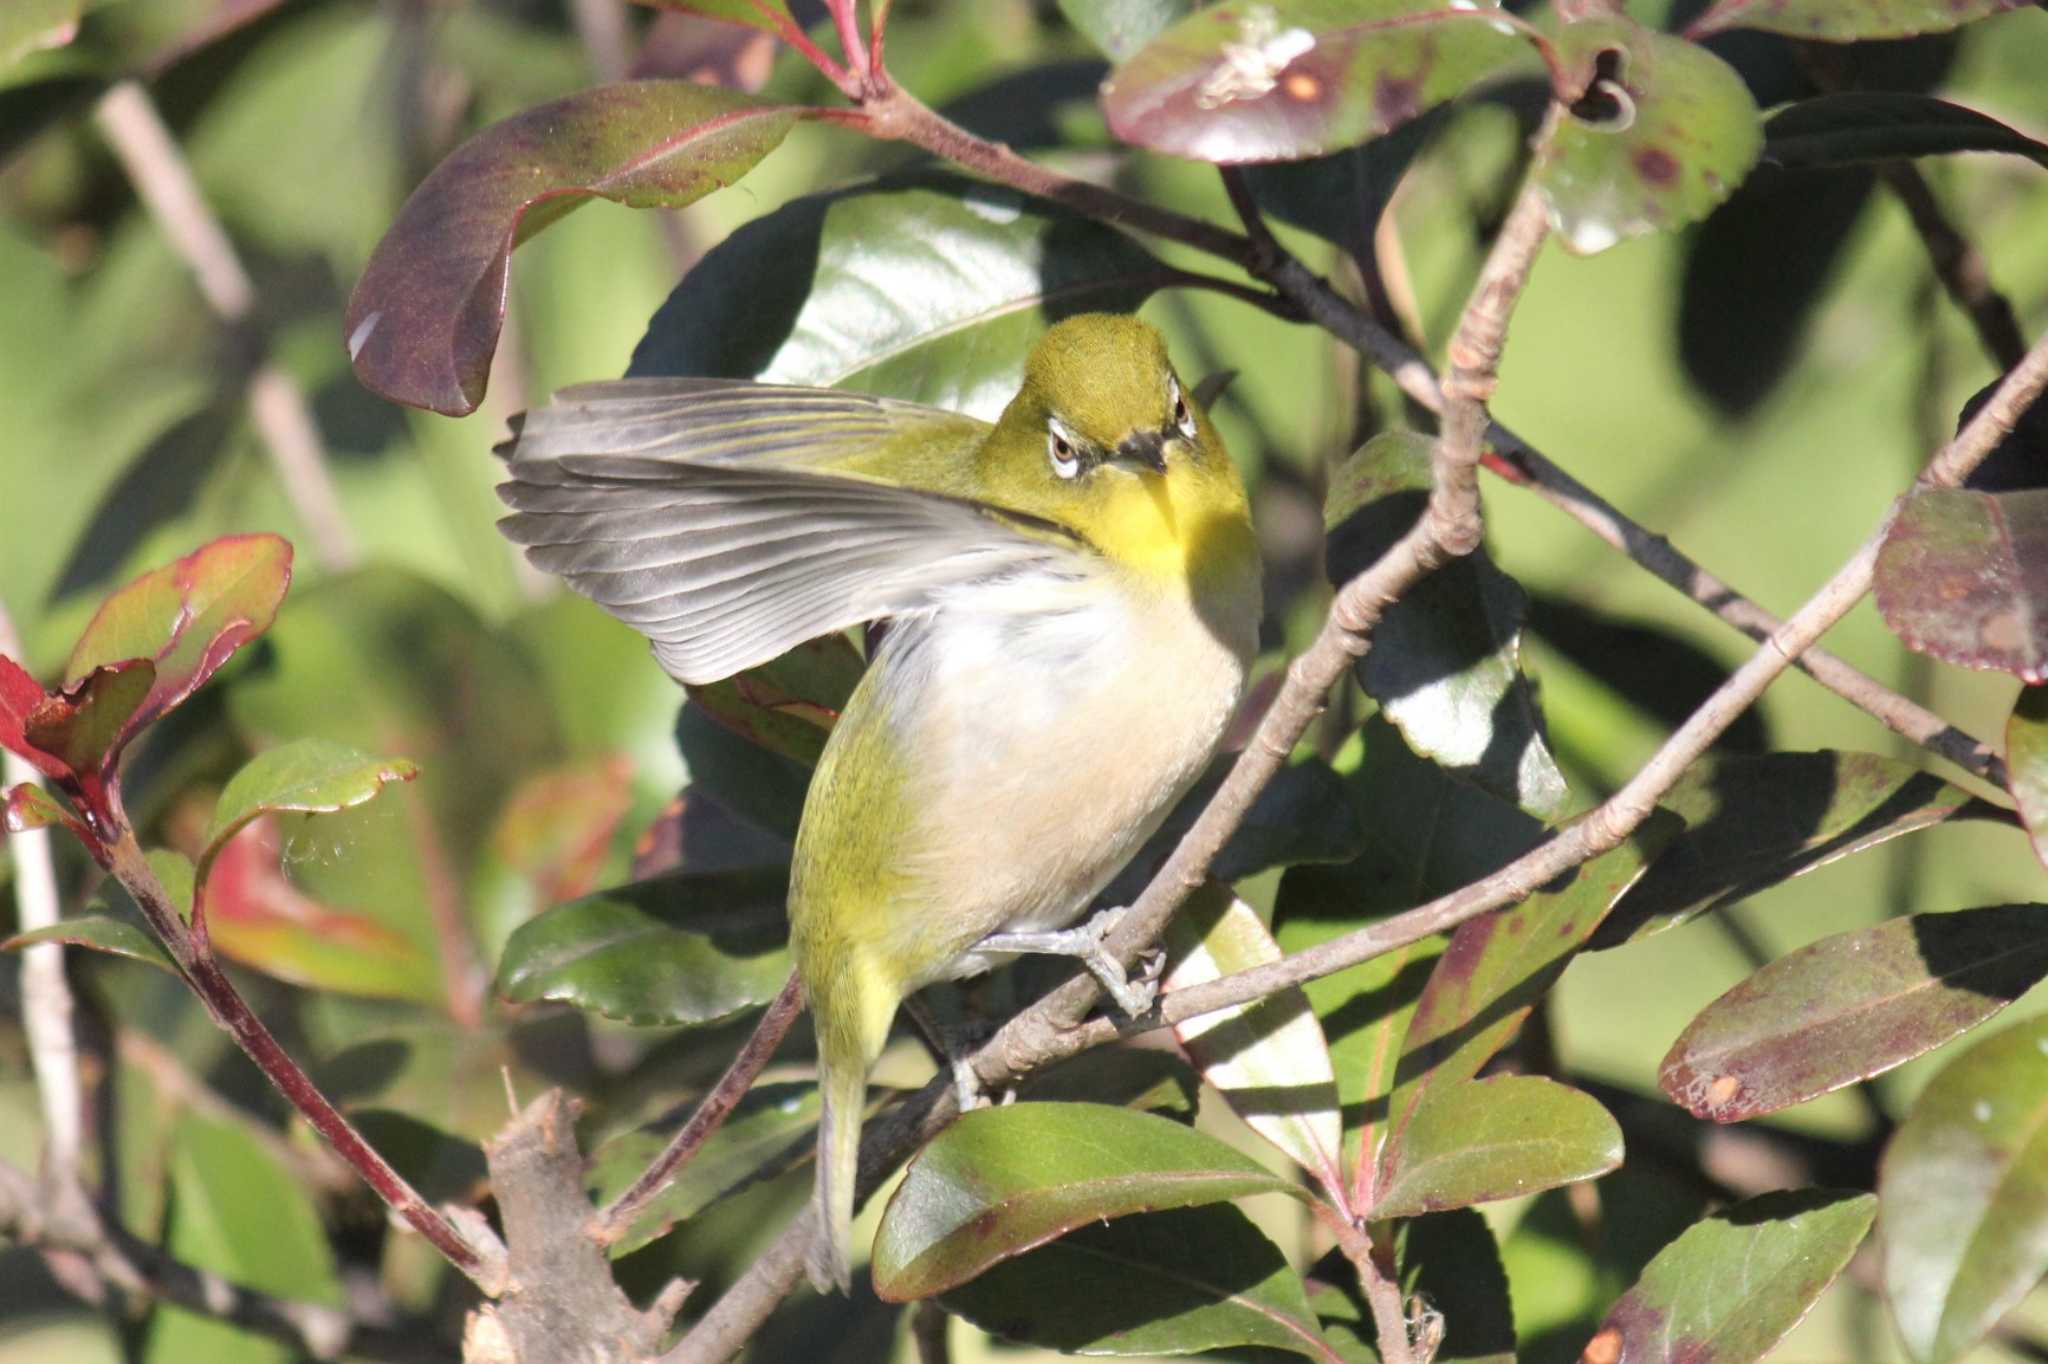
left=1243, top=110, right=1444, bottom=257
left=1100, top=0, right=1530, bottom=163
left=1662, top=904, right=2048, bottom=1122
left=1326, top=431, right=1568, bottom=820
left=346, top=82, right=797, bottom=415
left=1593, top=751, right=1985, bottom=947
left=1876, top=488, right=2048, bottom=682
left=1163, top=885, right=1343, bottom=1192
left=1373, top=1075, right=1621, bottom=1218
left=1305, top=1211, right=1517, bottom=1364
left=2007, top=686, right=2048, bottom=870
left=941, top=1204, right=1343, bottom=1361
left=631, top=175, right=1169, bottom=419
left=1060, top=0, right=1192, bottom=62
left=871, top=1102, right=1311, bottom=1301
left=346, top=1108, right=487, bottom=1207
left=1144, top=756, right=1364, bottom=891
left=588, top=1081, right=819, bottom=1255
left=685, top=634, right=864, bottom=768
left=1688, top=0, right=2028, bottom=41
left=494, top=867, right=790, bottom=1025
left=1881, top=1012, right=2048, bottom=1364
left=200, top=738, right=419, bottom=878
left=1582, top=1189, right=1875, bottom=1364
left=676, top=703, right=811, bottom=842
left=1014, top=1046, right=1201, bottom=1122
left=1764, top=92, right=2048, bottom=170
left=1535, top=19, right=1761, bottom=255
left=3, top=916, right=177, bottom=975
left=20, top=660, right=156, bottom=780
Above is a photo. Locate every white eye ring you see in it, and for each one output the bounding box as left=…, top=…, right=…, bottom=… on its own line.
left=1048, top=424, right=1082, bottom=479
left=1170, top=377, right=1196, bottom=439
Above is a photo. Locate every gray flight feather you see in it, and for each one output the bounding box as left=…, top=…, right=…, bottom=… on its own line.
left=497, top=378, right=1078, bottom=685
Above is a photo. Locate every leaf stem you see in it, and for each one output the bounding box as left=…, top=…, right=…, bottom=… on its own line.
left=1315, top=1204, right=1416, bottom=1364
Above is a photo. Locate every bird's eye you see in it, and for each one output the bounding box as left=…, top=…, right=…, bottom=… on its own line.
left=1170, top=378, right=1196, bottom=439
left=1048, top=428, right=1082, bottom=480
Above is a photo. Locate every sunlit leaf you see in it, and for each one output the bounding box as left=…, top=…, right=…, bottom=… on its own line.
left=1882, top=1012, right=2048, bottom=1364
left=1534, top=18, right=1761, bottom=255
left=346, top=82, right=798, bottom=415
left=1101, top=0, right=1530, bottom=163
left=1326, top=431, right=1569, bottom=820
left=1876, top=488, right=2048, bottom=683
left=1764, top=92, right=2048, bottom=171
left=1, top=0, right=82, bottom=70
left=1687, top=0, right=2029, bottom=41
left=1662, top=905, right=2048, bottom=1123
left=871, top=1102, right=1311, bottom=1301
left=940, top=1205, right=1344, bottom=1361
left=1583, top=1190, right=1875, bottom=1364
left=632, top=175, right=1170, bottom=420
left=3, top=915, right=177, bottom=975
left=494, top=867, right=790, bottom=1025
left=200, top=738, right=419, bottom=878
left=1163, top=885, right=1343, bottom=1191
left=1373, top=1075, right=1621, bottom=1218
left=2007, top=686, right=2048, bottom=870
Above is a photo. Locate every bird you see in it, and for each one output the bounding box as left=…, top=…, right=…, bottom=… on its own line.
left=494, top=312, right=1262, bottom=1292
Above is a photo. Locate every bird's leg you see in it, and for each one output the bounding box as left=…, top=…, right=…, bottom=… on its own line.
left=902, top=994, right=993, bottom=1112
left=974, top=906, right=1162, bottom=1017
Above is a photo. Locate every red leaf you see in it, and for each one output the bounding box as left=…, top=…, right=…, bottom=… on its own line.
left=0, top=653, right=70, bottom=783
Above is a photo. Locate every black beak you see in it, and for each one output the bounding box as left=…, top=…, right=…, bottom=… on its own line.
left=1114, top=428, right=1168, bottom=474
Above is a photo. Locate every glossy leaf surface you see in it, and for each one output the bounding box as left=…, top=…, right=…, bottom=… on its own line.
left=1876, top=488, right=2048, bottom=682
left=2007, top=685, right=2048, bottom=870
left=1535, top=19, right=1761, bottom=255
left=633, top=176, right=1167, bottom=420
left=1373, top=1075, right=1622, bottom=1218
left=347, top=82, right=797, bottom=415
left=1101, top=0, right=1529, bottom=163
left=1583, top=1189, right=1875, bottom=1364
left=1662, top=905, right=2048, bottom=1122
left=1688, top=0, right=2029, bottom=40
left=871, top=1102, right=1309, bottom=1301
left=1764, top=92, right=2048, bottom=170
left=200, top=739, right=418, bottom=877
left=1326, top=431, right=1568, bottom=820
left=1882, top=1012, right=2048, bottom=1364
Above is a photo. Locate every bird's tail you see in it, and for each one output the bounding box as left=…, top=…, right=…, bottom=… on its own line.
left=804, top=956, right=895, bottom=1295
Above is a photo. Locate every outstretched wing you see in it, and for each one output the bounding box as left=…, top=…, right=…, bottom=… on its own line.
left=497, top=378, right=1076, bottom=685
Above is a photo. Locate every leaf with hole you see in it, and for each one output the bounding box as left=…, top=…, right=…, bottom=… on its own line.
left=870, top=1102, right=1312, bottom=1301
left=1534, top=18, right=1761, bottom=255
left=1661, top=904, right=2048, bottom=1123
left=1882, top=1012, right=2048, bottom=1364
left=1876, top=488, right=2048, bottom=683
left=346, top=82, right=797, bottom=415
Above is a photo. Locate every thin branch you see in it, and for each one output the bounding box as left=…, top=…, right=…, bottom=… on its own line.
left=594, top=972, right=804, bottom=1244
left=0, top=1158, right=447, bottom=1364
left=0, top=601, right=84, bottom=1187
left=1879, top=160, right=2028, bottom=371
left=91, top=81, right=358, bottom=573
left=1316, top=1204, right=1414, bottom=1364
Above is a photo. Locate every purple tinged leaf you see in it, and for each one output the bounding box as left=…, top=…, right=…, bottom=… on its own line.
left=1876, top=488, right=2048, bottom=682
left=1687, top=0, right=2029, bottom=41
left=871, top=1102, right=1312, bottom=1302
left=20, top=661, right=156, bottom=780
left=1535, top=18, right=1761, bottom=255
left=1660, top=905, right=2048, bottom=1123
left=2006, top=687, right=2048, bottom=870
left=1373, top=1075, right=1621, bottom=1219
left=1583, top=1189, right=1875, bottom=1364
left=346, top=83, right=798, bottom=416
left=684, top=634, right=863, bottom=768
left=1163, top=886, right=1344, bottom=1194
left=1100, top=0, right=1531, bottom=164
left=1881, top=1012, right=2048, bottom=1364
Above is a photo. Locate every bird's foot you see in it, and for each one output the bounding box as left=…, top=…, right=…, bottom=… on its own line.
left=976, top=906, right=1159, bottom=1018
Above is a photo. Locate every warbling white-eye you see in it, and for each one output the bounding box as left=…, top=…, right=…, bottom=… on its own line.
left=496, top=313, right=1262, bottom=1292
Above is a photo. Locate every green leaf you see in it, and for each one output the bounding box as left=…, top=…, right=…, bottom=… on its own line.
left=1389, top=818, right=1672, bottom=1125
left=1594, top=751, right=1986, bottom=947
left=1876, top=488, right=2048, bottom=682
left=200, top=738, right=419, bottom=880
left=1584, top=1190, right=1875, bottom=1364
left=1661, top=904, right=2048, bottom=1123
left=631, top=174, right=1170, bottom=420
left=346, top=82, right=798, bottom=415
left=2, top=781, right=82, bottom=837
left=871, top=1102, right=1312, bottom=1301
left=0, top=0, right=82, bottom=70
left=1687, top=0, right=2029, bottom=40
left=588, top=1081, right=819, bottom=1255
left=2007, top=686, right=2048, bottom=870
left=1059, top=0, right=1192, bottom=61
left=1014, top=1046, right=1201, bottom=1122
left=1326, top=431, right=1569, bottom=820
left=1535, top=18, right=1761, bottom=255
left=1101, top=0, right=1531, bottom=163
left=470, top=755, right=637, bottom=961
left=494, top=868, right=790, bottom=1025
left=19, top=659, right=155, bottom=779
left=940, top=1204, right=1345, bottom=1361
left=1163, top=885, right=1343, bottom=1191
left=684, top=634, right=864, bottom=768
left=1881, top=1012, right=2048, bottom=1364
left=1764, top=92, right=2048, bottom=171
left=1373, top=1075, right=1621, bottom=1219
left=3, top=915, right=176, bottom=975
left=638, top=0, right=795, bottom=35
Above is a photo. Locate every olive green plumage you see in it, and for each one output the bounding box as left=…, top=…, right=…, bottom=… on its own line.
left=497, top=313, right=1261, bottom=1293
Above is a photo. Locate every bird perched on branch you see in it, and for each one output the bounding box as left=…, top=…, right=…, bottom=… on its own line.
left=496, top=312, right=1261, bottom=1292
